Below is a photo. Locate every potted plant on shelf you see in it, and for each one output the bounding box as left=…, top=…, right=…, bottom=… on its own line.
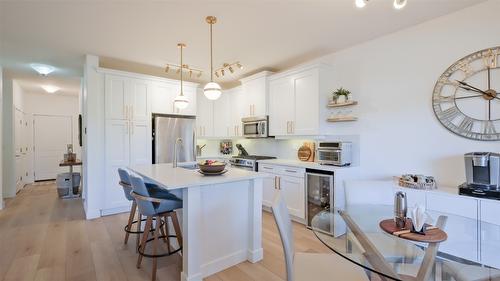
left=332, top=87, right=351, bottom=104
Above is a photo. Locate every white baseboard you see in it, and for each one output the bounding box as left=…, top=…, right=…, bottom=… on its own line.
left=0, top=199, right=4, bottom=210
left=85, top=208, right=101, bottom=220
left=100, top=205, right=131, bottom=216
left=247, top=248, right=264, bottom=263
left=201, top=249, right=248, bottom=278
left=180, top=271, right=202, bottom=281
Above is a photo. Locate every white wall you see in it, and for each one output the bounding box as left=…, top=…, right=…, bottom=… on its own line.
left=0, top=67, right=3, bottom=209
left=2, top=74, right=15, bottom=198
left=312, top=0, right=500, bottom=186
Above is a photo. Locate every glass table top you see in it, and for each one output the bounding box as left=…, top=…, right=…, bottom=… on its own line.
left=310, top=205, right=500, bottom=281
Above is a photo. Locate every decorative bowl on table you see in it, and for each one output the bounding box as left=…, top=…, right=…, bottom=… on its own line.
left=197, top=160, right=227, bottom=174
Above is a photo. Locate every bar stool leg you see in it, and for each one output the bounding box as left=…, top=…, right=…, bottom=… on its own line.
left=136, top=211, right=142, bottom=253
left=124, top=201, right=137, bottom=244
left=152, top=215, right=160, bottom=281
left=137, top=216, right=153, bottom=269
left=159, top=216, right=168, bottom=244
left=163, top=215, right=171, bottom=253
left=170, top=211, right=183, bottom=248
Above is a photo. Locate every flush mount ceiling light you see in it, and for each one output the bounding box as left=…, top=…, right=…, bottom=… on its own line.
left=41, top=85, right=59, bottom=93
left=355, top=0, right=408, bottom=9
left=30, top=63, right=55, bottom=76
left=355, top=0, right=368, bottom=8
left=174, top=43, right=189, bottom=110
left=393, top=0, right=407, bottom=9
left=203, top=16, right=222, bottom=101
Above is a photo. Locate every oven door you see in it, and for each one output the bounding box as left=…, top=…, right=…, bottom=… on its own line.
left=242, top=121, right=267, bottom=138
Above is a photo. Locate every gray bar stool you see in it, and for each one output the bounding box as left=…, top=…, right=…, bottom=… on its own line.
left=129, top=174, right=183, bottom=281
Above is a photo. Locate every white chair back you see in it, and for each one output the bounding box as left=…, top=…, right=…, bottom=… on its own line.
left=344, top=180, right=394, bottom=206
left=271, top=191, right=295, bottom=281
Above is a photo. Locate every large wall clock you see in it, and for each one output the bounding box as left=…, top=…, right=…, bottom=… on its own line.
left=433, top=47, right=500, bottom=141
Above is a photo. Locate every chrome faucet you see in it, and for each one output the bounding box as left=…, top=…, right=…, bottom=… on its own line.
left=173, top=138, right=183, bottom=168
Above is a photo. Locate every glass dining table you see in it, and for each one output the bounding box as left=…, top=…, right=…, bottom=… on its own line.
left=310, top=205, right=500, bottom=281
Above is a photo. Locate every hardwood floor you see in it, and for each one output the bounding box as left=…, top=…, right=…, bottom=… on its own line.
left=0, top=182, right=331, bottom=281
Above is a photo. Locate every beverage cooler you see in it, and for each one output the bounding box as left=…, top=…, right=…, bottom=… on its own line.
left=306, top=169, right=334, bottom=235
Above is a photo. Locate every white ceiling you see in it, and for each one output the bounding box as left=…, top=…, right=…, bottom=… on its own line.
left=0, top=0, right=484, bottom=91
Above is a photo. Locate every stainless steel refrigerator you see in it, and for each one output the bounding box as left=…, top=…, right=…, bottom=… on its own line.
left=152, top=114, right=196, bottom=164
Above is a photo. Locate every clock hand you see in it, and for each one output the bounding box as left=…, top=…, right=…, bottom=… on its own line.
left=455, top=94, right=483, bottom=100
left=458, top=85, right=485, bottom=95
left=456, top=80, right=488, bottom=94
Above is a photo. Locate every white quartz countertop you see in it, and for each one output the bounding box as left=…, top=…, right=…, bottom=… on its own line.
left=257, top=159, right=354, bottom=171
left=129, top=163, right=269, bottom=190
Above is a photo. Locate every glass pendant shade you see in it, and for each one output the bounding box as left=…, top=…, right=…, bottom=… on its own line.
left=203, top=82, right=222, bottom=100
left=174, top=93, right=189, bottom=109
left=393, top=0, right=407, bottom=9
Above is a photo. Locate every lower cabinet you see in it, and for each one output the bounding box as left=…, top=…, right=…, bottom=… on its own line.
left=480, top=200, right=500, bottom=269
left=280, top=175, right=305, bottom=220
left=426, top=193, right=479, bottom=263
left=260, top=164, right=305, bottom=221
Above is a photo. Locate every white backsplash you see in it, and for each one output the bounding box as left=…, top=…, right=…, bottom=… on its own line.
left=196, top=135, right=360, bottom=166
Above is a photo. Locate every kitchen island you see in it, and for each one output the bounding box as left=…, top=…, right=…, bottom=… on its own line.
left=129, top=163, right=268, bottom=281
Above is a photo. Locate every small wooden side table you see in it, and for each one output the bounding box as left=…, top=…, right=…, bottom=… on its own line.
left=59, top=160, right=83, bottom=199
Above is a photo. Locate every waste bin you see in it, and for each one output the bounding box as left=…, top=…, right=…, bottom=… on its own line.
left=56, top=172, right=81, bottom=197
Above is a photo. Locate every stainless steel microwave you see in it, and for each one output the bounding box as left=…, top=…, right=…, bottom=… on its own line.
left=316, top=141, right=352, bottom=166
left=241, top=116, right=269, bottom=138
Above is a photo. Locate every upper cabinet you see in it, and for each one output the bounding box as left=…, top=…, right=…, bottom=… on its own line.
left=151, top=81, right=197, bottom=116
left=239, top=71, right=273, bottom=117
left=196, top=93, right=214, bottom=138
left=105, top=74, right=152, bottom=122
left=269, top=64, right=333, bottom=136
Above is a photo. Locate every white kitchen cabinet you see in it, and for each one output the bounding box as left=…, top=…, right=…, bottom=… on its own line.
left=196, top=95, right=214, bottom=138
left=130, top=78, right=151, bottom=121
left=269, top=78, right=294, bottom=136
left=105, top=74, right=128, bottom=120
left=480, top=200, right=500, bottom=268
left=213, top=93, right=231, bottom=138
left=151, top=81, right=197, bottom=116
left=104, top=75, right=152, bottom=211
left=280, top=175, right=305, bottom=220
left=229, top=86, right=245, bottom=137
left=240, top=71, right=273, bottom=117
left=427, top=193, right=479, bottom=262
left=269, top=63, right=333, bottom=136
left=258, top=163, right=306, bottom=221
left=260, top=164, right=279, bottom=208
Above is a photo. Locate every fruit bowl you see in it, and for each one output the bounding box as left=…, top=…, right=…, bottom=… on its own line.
left=198, top=160, right=226, bottom=173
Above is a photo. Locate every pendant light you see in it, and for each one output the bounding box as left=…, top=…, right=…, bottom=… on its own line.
left=174, top=43, right=189, bottom=109
left=203, top=16, right=222, bottom=100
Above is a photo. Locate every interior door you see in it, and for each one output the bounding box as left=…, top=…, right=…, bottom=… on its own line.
left=34, top=115, right=72, bottom=181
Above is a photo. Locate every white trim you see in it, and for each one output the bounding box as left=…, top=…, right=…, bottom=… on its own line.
left=96, top=67, right=200, bottom=88
left=247, top=248, right=264, bottom=263
left=268, top=62, right=333, bottom=81
left=180, top=271, right=202, bottom=281
left=100, top=205, right=131, bottom=216
left=85, top=207, right=101, bottom=220
left=239, top=71, right=274, bottom=83
left=201, top=249, right=248, bottom=277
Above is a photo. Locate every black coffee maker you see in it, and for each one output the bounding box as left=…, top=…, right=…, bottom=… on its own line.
left=459, top=152, right=500, bottom=199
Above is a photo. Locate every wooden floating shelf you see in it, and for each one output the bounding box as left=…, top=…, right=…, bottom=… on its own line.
left=327, top=116, right=358, bottom=122
left=327, top=101, right=358, bottom=108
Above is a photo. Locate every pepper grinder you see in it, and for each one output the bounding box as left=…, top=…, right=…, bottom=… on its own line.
left=394, top=191, right=407, bottom=229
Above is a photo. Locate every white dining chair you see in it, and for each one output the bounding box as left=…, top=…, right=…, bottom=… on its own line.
left=271, top=191, right=369, bottom=281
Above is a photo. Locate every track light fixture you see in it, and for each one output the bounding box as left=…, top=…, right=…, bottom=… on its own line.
left=164, top=63, right=203, bottom=78
left=214, top=61, right=243, bottom=77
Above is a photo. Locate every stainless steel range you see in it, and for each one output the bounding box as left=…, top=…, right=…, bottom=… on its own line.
left=229, top=155, right=276, bottom=171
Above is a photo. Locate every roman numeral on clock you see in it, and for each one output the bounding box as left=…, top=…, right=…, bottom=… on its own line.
left=484, top=49, right=498, bottom=68
left=483, top=121, right=497, bottom=134
left=458, top=117, right=474, bottom=133
left=438, top=106, right=460, bottom=121
left=434, top=95, right=454, bottom=103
